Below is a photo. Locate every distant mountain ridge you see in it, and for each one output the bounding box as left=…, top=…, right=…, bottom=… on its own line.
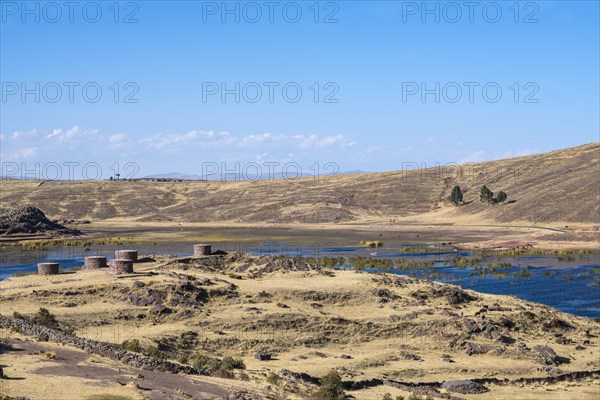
left=144, top=170, right=368, bottom=181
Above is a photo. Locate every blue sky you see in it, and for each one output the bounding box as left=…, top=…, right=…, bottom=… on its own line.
left=1, top=1, right=598, bottom=179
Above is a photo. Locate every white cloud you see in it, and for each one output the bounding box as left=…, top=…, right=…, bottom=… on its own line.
left=47, top=126, right=101, bottom=141
left=10, top=129, right=40, bottom=141
left=140, top=130, right=232, bottom=150
left=293, top=134, right=354, bottom=149
left=12, top=147, right=38, bottom=159
left=109, top=133, right=128, bottom=143
left=256, top=152, right=271, bottom=161
left=3, top=126, right=363, bottom=173
left=240, top=132, right=283, bottom=145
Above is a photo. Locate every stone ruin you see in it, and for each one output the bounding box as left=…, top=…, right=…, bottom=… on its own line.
left=115, top=250, right=138, bottom=262
left=109, top=259, right=134, bottom=275
left=83, top=256, right=107, bottom=269
left=193, top=244, right=212, bottom=256
left=38, top=262, right=59, bottom=275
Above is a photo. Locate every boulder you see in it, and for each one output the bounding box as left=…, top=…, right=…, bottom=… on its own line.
left=255, top=351, right=272, bottom=361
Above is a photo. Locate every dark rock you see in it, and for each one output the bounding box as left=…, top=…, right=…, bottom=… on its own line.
left=463, top=318, right=479, bottom=333
left=255, top=351, right=272, bottom=361
left=464, top=342, right=492, bottom=356
left=442, top=380, right=489, bottom=394
left=151, top=304, right=172, bottom=314
left=498, top=316, right=515, bottom=329
left=389, top=314, right=400, bottom=322
left=542, top=318, right=573, bottom=332
left=399, top=351, right=422, bottom=361
left=534, top=345, right=569, bottom=365
left=433, top=285, right=476, bottom=305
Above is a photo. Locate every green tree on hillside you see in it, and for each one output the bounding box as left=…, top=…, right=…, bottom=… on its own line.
left=449, top=185, right=463, bottom=205
left=496, top=191, right=507, bottom=203
left=313, top=370, right=345, bottom=399
left=480, top=185, right=494, bottom=203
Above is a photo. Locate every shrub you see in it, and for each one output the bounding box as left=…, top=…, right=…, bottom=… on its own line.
left=496, top=191, right=507, bottom=203
left=146, top=345, right=165, bottom=360
left=238, top=371, right=250, bottom=381
left=177, top=353, right=189, bottom=364
left=211, top=368, right=234, bottom=379
left=121, top=339, right=142, bottom=353
left=407, top=394, right=433, bottom=400
left=480, top=185, right=494, bottom=203
left=221, top=356, right=246, bottom=370
left=449, top=185, right=463, bottom=205
left=267, top=372, right=281, bottom=385
left=313, top=370, right=344, bottom=400
left=12, top=311, right=24, bottom=319
left=33, top=308, right=60, bottom=330
left=191, top=354, right=220, bottom=374
left=382, top=395, right=407, bottom=400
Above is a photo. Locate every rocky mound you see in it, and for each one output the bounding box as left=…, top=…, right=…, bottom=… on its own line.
left=163, top=253, right=328, bottom=276
left=0, top=204, right=80, bottom=236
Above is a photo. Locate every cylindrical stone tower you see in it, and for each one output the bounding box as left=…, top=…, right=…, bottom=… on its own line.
left=193, top=244, right=212, bottom=256
left=115, top=250, right=138, bottom=262
left=84, top=256, right=107, bottom=269
left=38, top=262, right=59, bottom=275
left=109, top=259, right=134, bottom=275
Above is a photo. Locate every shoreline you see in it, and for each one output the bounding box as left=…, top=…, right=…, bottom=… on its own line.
left=2, top=220, right=598, bottom=252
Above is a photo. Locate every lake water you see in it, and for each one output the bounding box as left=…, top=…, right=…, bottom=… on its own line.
left=1, top=241, right=598, bottom=318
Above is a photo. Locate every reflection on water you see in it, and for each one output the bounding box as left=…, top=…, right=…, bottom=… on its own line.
left=1, top=241, right=599, bottom=318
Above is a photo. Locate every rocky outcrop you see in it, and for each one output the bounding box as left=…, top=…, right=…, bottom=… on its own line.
left=534, top=345, right=569, bottom=365
left=0, top=204, right=80, bottom=236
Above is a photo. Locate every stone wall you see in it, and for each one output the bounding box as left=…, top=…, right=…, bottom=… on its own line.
left=0, top=315, right=197, bottom=375
left=37, top=263, right=59, bottom=275
left=109, top=259, right=134, bottom=274
left=193, top=244, right=212, bottom=256
left=83, top=256, right=107, bottom=269
left=115, top=250, right=138, bottom=262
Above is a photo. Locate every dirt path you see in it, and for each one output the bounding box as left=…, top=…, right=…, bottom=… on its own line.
left=1, top=337, right=248, bottom=400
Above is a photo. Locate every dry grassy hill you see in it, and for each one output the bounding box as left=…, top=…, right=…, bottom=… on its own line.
left=1, top=254, right=599, bottom=399
left=1, top=143, right=598, bottom=225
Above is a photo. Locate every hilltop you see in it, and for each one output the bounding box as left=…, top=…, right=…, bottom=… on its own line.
left=0, top=143, right=598, bottom=227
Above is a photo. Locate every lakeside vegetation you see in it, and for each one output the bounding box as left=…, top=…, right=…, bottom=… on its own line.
left=0, top=237, right=150, bottom=251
